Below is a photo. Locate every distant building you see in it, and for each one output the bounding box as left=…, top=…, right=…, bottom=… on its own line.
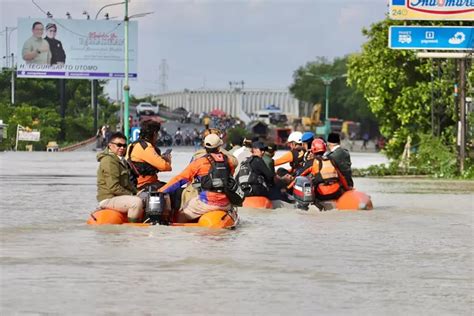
left=154, top=89, right=300, bottom=119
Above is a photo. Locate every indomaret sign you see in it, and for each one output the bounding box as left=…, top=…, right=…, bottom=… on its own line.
left=389, top=0, right=474, bottom=20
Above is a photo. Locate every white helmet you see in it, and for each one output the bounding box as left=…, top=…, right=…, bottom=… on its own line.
left=288, top=131, right=303, bottom=144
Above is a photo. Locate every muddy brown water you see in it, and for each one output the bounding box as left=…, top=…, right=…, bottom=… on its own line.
left=0, top=151, right=472, bottom=315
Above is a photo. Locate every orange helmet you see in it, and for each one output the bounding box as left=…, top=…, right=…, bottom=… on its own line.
left=311, top=138, right=327, bottom=154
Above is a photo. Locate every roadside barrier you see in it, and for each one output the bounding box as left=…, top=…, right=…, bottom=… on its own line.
left=60, top=136, right=96, bottom=152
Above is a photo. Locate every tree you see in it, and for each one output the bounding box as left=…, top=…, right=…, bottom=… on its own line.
left=0, top=70, right=119, bottom=150
left=290, top=56, right=377, bottom=135
left=347, top=18, right=471, bottom=159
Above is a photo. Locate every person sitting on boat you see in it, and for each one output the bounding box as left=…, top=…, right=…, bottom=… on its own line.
left=228, top=134, right=244, bottom=155
left=237, top=141, right=275, bottom=198
left=232, top=137, right=253, bottom=173
left=268, top=167, right=295, bottom=203
left=181, top=128, right=238, bottom=208
left=159, top=134, right=238, bottom=223
left=309, top=138, right=350, bottom=201
left=262, top=142, right=276, bottom=172
left=301, top=131, right=315, bottom=159
left=126, top=120, right=172, bottom=191
left=96, top=132, right=144, bottom=223
left=326, top=132, right=353, bottom=188
left=294, top=131, right=317, bottom=176
left=191, top=128, right=238, bottom=165
left=274, top=131, right=305, bottom=175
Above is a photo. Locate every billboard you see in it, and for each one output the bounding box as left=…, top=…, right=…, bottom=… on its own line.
left=389, top=26, right=474, bottom=50
left=16, top=18, right=138, bottom=79
left=389, top=0, right=474, bottom=20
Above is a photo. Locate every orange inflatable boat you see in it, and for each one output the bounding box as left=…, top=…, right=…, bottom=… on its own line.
left=242, top=196, right=273, bottom=209
left=320, top=190, right=373, bottom=211
left=87, top=208, right=239, bottom=229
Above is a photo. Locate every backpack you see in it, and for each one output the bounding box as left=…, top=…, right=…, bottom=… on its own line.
left=200, top=154, right=230, bottom=192
left=237, top=156, right=263, bottom=185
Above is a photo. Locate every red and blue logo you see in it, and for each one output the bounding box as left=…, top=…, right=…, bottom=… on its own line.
left=392, top=0, right=474, bottom=15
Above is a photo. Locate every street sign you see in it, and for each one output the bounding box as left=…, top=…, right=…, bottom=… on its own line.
left=131, top=127, right=140, bottom=142
left=389, top=0, right=474, bottom=21
left=389, top=26, right=474, bottom=50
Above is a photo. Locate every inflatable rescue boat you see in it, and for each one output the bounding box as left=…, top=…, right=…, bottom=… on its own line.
left=324, top=190, right=373, bottom=211
left=242, top=196, right=273, bottom=209
left=87, top=208, right=239, bottom=229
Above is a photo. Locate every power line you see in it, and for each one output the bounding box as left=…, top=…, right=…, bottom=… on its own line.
left=158, top=59, right=169, bottom=93
left=31, top=0, right=122, bottom=39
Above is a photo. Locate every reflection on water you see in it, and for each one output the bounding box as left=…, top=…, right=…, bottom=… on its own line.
left=0, top=151, right=472, bottom=315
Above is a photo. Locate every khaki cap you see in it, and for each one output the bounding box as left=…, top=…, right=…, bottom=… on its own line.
left=204, top=134, right=223, bottom=149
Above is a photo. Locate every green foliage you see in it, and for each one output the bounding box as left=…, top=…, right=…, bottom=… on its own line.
left=411, top=134, right=458, bottom=178
left=355, top=134, right=472, bottom=179
left=0, top=70, right=118, bottom=150
left=0, top=102, right=61, bottom=150
left=347, top=18, right=459, bottom=159
left=225, top=127, right=250, bottom=149
left=290, top=56, right=377, bottom=131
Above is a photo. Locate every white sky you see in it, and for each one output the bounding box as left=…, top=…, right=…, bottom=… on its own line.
left=0, top=0, right=388, bottom=98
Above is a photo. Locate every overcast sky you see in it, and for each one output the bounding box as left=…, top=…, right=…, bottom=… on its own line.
left=1, top=0, right=388, bottom=98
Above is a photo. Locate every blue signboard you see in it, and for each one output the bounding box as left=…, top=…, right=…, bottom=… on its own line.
left=389, top=26, right=474, bottom=50
left=131, top=127, right=141, bottom=142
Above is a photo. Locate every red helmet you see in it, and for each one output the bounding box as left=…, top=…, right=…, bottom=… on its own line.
left=311, top=138, right=327, bottom=154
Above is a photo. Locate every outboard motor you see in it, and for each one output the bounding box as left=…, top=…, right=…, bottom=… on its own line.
left=293, top=176, right=314, bottom=210
left=143, top=187, right=165, bottom=224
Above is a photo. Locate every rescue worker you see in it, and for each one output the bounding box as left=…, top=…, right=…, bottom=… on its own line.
left=295, top=131, right=317, bottom=176
left=183, top=128, right=238, bottom=208
left=191, top=128, right=238, bottom=165
left=274, top=131, right=305, bottom=174
left=301, top=131, right=315, bottom=152
left=326, top=132, right=353, bottom=188
left=232, top=137, right=253, bottom=170
left=126, top=120, right=172, bottom=191
left=237, top=142, right=275, bottom=197
left=309, top=138, right=350, bottom=201
left=262, top=143, right=276, bottom=172
left=268, top=168, right=295, bottom=203
left=96, top=132, right=143, bottom=222
left=228, top=134, right=244, bottom=155
left=159, top=134, right=238, bottom=223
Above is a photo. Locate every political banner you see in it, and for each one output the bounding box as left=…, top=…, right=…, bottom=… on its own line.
left=16, top=18, right=138, bottom=79
left=389, top=0, right=474, bottom=21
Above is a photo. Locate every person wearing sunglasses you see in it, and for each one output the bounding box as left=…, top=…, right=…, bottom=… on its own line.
left=96, top=132, right=143, bottom=222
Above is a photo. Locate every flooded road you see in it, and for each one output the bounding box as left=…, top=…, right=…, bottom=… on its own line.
left=0, top=150, right=472, bottom=315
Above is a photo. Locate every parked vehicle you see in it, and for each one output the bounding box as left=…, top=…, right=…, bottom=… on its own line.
left=136, top=102, right=159, bottom=116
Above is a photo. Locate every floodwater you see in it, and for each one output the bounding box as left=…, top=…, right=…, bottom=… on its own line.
left=0, top=150, right=472, bottom=315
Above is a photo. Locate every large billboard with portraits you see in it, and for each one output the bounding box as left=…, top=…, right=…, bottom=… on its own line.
left=17, top=18, right=138, bottom=79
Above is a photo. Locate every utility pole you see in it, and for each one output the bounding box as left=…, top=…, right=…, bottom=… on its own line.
left=10, top=53, right=15, bottom=105
left=459, top=58, right=466, bottom=173
left=123, top=0, right=130, bottom=141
